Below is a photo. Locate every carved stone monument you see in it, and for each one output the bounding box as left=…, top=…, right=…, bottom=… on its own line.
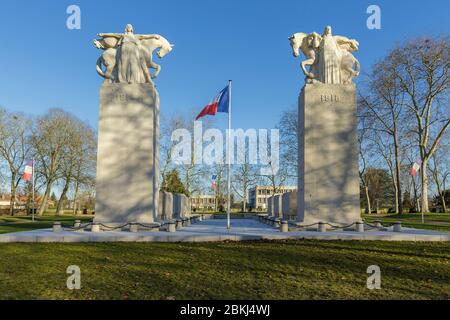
left=93, top=24, right=173, bottom=226
left=289, top=26, right=360, bottom=225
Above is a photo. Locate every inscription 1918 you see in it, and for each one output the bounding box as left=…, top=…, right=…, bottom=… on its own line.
left=320, top=94, right=340, bottom=102
left=114, top=93, right=144, bottom=103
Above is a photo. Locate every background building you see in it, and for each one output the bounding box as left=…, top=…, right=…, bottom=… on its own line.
left=248, top=186, right=297, bottom=211
left=191, top=195, right=216, bottom=211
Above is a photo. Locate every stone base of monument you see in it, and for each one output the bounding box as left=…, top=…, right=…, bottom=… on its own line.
left=94, top=83, right=160, bottom=226
left=297, top=83, right=361, bottom=226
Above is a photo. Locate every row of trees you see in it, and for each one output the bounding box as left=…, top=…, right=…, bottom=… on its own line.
left=0, top=108, right=96, bottom=216
left=159, top=110, right=293, bottom=212
left=358, top=36, right=449, bottom=214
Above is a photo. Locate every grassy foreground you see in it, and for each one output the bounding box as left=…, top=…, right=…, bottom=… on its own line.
left=0, top=215, right=94, bottom=234
left=363, top=213, right=450, bottom=232
left=0, top=240, right=448, bottom=300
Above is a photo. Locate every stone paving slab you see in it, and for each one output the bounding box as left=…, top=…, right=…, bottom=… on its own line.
left=0, top=219, right=449, bottom=243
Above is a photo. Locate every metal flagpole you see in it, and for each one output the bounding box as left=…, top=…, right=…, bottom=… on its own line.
left=32, top=159, right=35, bottom=222
left=227, top=80, right=232, bottom=230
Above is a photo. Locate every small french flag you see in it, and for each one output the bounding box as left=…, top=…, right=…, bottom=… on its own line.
left=410, top=160, right=422, bottom=177
left=23, top=160, right=33, bottom=182
left=195, top=85, right=230, bottom=120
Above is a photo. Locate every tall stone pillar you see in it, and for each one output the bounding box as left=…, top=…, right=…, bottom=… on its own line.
left=94, top=83, right=159, bottom=225
left=297, top=83, right=360, bottom=225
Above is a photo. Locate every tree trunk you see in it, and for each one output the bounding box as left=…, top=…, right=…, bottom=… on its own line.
left=364, top=186, right=371, bottom=214
left=56, top=179, right=70, bottom=216
left=442, top=195, right=447, bottom=213
left=393, top=178, right=399, bottom=214
left=393, top=136, right=403, bottom=214
left=420, top=159, right=429, bottom=213
left=9, top=173, right=16, bottom=216
left=72, top=181, right=79, bottom=215
left=38, top=183, right=52, bottom=216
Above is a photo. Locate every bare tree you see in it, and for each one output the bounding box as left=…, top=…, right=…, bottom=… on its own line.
left=391, top=36, right=449, bottom=212
left=278, top=106, right=298, bottom=177
left=55, top=119, right=96, bottom=216
left=31, top=109, right=75, bottom=216
left=358, top=125, right=373, bottom=214
left=0, top=109, right=32, bottom=215
left=359, top=54, right=408, bottom=214
left=71, top=127, right=96, bottom=215
left=429, top=143, right=450, bottom=212
left=232, top=157, right=258, bottom=212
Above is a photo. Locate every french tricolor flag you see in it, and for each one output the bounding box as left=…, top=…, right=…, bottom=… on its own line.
left=410, top=159, right=422, bottom=177
left=195, top=85, right=230, bottom=120
left=23, top=160, right=33, bottom=182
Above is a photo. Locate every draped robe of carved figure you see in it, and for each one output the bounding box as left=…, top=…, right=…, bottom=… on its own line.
left=116, top=25, right=151, bottom=84
left=317, top=26, right=341, bottom=84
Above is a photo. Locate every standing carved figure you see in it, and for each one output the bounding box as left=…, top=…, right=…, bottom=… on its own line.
left=93, top=24, right=174, bottom=84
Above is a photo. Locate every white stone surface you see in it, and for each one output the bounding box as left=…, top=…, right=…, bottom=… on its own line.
left=94, top=24, right=174, bottom=83
left=297, top=83, right=360, bottom=225
left=289, top=26, right=359, bottom=84
left=95, top=83, right=159, bottom=224
left=282, top=191, right=297, bottom=220
left=173, top=193, right=191, bottom=218
left=0, top=219, right=448, bottom=243
left=158, top=191, right=174, bottom=220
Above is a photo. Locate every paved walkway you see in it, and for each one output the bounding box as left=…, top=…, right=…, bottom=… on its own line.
left=0, top=218, right=449, bottom=242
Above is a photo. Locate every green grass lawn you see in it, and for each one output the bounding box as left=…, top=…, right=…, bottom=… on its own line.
left=363, top=213, right=450, bottom=233
left=0, top=214, right=94, bottom=234
left=0, top=240, right=448, bottom=300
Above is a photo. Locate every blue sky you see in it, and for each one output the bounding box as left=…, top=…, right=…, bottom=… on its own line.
left=0, top=0, right=449, bottom=131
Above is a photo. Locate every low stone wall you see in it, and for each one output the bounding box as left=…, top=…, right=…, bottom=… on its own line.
left=158, top=191, right=174, bottom=220
left=282, top=191, right=297, bottom=220
left=172, top=193, right=191, bottom=219
left=267, top=197, right=273, bottom=216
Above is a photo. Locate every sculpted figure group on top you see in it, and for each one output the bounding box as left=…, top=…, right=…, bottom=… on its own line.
left=289, top=26, right=360, bottom=85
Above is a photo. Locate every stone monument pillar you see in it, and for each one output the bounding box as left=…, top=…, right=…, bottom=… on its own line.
left=289, top=26, right=361, bottom=225
left=92, top=25, right=173, bottom=226
left=95, top=83, right=160, bottom=224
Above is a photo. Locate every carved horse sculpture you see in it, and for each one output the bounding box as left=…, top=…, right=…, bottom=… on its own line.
left=93, top=35, right=174, bottom=82
left=289, top=32, right=360, bottom=84
left=334, top=37, right=360, bottom=84
left=288, top=32, right=322, bottom=81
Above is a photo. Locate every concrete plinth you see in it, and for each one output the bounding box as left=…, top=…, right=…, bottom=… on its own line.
left=95, top=83, right=159, bottom=224
left=297, top=84, right=360, bottom=225
left=267, top=197, right=273, bottom=216
left=53, top=222, right=62, bottom=233
left=159, top=191, right=174, bottom=221
left=168, top=221, right=176, bottom=233
left=282, top=191, right=297, bottom=220
left=393, top=222, right=402, bottom=232
left=280, top=221, right=289, bottom=232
